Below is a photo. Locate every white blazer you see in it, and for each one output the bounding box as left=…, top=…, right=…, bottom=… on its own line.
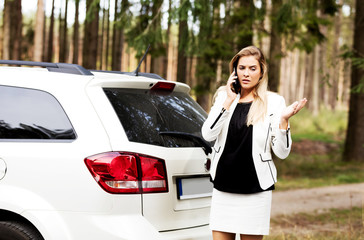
left=202, top=91, right=292, bottom=190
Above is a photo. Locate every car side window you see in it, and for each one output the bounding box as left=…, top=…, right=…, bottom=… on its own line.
left=0, top=85, right=76, bottom=140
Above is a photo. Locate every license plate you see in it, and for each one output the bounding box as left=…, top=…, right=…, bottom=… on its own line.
left=176, top=175, right=213, bottom=200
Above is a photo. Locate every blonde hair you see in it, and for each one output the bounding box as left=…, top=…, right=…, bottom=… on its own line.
left=230, top=46, right=269, bottom=126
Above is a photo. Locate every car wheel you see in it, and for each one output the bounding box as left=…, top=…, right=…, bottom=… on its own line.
left=0, top=221, right=44, bottom=240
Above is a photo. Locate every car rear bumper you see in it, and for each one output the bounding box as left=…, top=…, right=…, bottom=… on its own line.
left=23, top=210, right=211, bottom=240
left=159, top=224, right=211, bottom=240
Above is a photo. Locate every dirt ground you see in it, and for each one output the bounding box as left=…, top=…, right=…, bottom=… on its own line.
left=269, top=183, right=364, bottom=237
left=269, top=140, right=364, bottom=236
left=271, top=182, right=364, bottom=217
left=272, top=140, right=363, bottom=216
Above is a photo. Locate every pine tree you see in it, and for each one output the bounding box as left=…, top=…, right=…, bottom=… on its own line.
left=83, top=0, right=100, bottom=69
left=343, top=0, right=364, bottom=162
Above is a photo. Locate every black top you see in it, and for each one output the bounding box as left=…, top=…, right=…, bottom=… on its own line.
left=213, top=102, right=274, bottom=194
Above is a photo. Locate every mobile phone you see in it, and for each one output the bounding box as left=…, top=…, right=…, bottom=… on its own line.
left=232, top=62, right=241, bottom=94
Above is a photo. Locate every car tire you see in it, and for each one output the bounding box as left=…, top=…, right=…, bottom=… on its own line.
left=0, top=221, right=44, bottom=240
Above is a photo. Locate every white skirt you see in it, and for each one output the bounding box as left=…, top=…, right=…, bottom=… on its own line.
left=209, top=188, right=272, bottom=235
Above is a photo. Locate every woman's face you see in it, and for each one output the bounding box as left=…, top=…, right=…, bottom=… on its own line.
left=236, top=55, right=262, bottom=92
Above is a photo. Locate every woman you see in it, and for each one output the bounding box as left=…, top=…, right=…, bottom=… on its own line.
left=202, top=46, right=307, bottom=240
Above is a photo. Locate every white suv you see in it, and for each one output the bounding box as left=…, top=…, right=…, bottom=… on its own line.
left=0, top=60, right=213, bottom=240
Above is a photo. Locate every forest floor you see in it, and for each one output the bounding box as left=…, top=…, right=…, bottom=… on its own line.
left=271, top=182, right=363, bottom=217
left=269, top=140, right=363, bottom=237
left=270, top=182, right=363, bottom=237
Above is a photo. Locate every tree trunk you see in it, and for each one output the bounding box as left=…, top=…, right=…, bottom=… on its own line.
left=83, top=0, right=100, bottom=69
left=99, top=4, right=106, bottom=69
left=176, top=0, right=189, bottom=83
left=337, top=56, right=345, bottom=109
left=60, top=0, right=68, bottom=62
left=58, top=5, right=64, bottom=62
left=298, top=50, right=306, bottom=100
left=320, top=25, right=330, bottom=108
left=3, top=1, right=10, bottom=59
left=312, top=45, right=320, bottom=115
left=343, top=0, right=364, bottom=162
left=46, top=0, right=55, bottom=62
left=212, top=2, right=222, bottom=91
left=268, top=0, right=282, bottom=92
left=42, top=10, right=47, bottom=61
left=105, top=0, right=111, bottom=70
left=111, top=0, right=122, bottom=71
left=304, top=52, right=314, bottom=110
left=15, top=0, right=22, bottom=60
left=280, top=49, right=290, bottom=102
left=165, top=0, right=173, bottom=80
left=72, top=0, right=80, bottom=64
left=34, top=0, right=44, bottom=62
left=3, top=0, right=22, bottom=60
left=166, top=30, right=175, bottom=81
left=163, top=0, right=173, bottom=79
left=290, top=49, right=299, bottom=102
left=329, top=1, right=342, bottom=110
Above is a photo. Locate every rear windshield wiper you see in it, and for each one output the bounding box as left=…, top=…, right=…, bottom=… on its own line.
left=159, top=131, right=212, bottom=155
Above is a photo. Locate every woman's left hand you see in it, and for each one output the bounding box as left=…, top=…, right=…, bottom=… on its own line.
left=280, top=98, right=308, bottom=129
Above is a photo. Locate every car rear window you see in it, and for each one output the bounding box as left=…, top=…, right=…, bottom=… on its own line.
left=104, top=88, right=208, bottom=148
left=0, top=85, right=76, bottom=140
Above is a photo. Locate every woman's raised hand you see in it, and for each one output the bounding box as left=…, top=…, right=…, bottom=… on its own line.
left=280, top=98, right=308, bottom=129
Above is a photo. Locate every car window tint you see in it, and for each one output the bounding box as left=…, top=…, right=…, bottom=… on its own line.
left=104, top=88, right=207, bottom=148
left=0, top=85, right=76, bottom=140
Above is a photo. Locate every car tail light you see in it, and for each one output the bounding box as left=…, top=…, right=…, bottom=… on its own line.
left=150, top=81, right=175, bottom=92
left=85, top=152, right=168, bottom=194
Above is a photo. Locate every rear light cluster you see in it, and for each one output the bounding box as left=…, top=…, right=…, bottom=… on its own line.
left=150, top=81, right=175, bottom=92
left=85, top=152, right=168, bottom=194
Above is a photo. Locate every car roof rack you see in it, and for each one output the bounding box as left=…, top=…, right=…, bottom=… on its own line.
left=0, top=59, right=165, bottom=80
left=0, top=60, right=93, bottom=76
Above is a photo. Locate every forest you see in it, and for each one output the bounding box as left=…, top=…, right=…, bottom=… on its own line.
left=1, top=0, right=363, bottom=162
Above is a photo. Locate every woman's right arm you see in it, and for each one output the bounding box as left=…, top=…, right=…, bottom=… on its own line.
left=201, top=91, right=227, bottom=142
left=201, top=90, right=236, bottom=142
left=201, top=72, right=237, bottom=142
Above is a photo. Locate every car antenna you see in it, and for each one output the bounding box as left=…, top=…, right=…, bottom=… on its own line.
left=134, top=44, right=151, bottom=76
